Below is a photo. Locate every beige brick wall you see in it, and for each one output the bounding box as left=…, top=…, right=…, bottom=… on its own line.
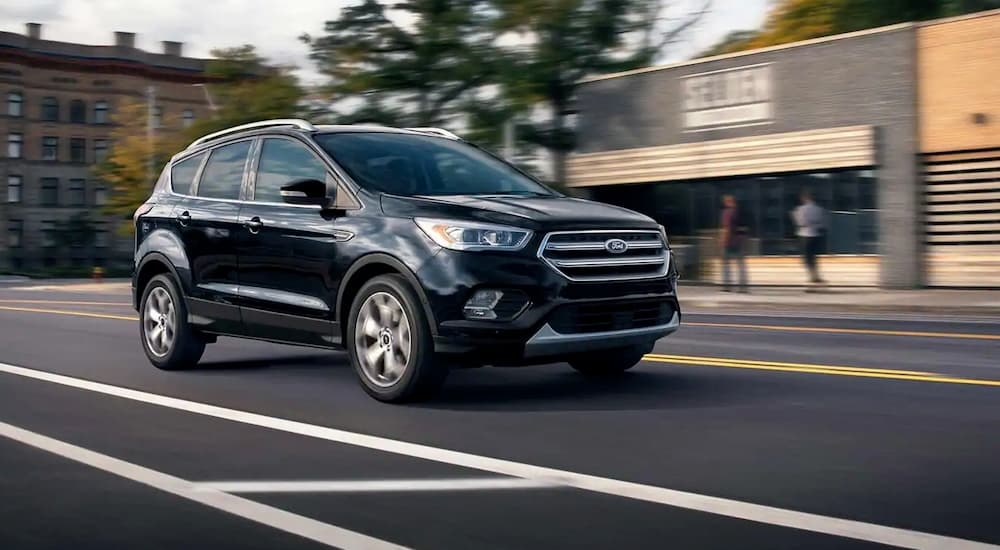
left=918, top=11, right=1000, bottom=153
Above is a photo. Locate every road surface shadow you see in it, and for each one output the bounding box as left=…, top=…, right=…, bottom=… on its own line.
left=195, top=353, right=342, bottom=371
left=420, top=365, right=767, bottom=412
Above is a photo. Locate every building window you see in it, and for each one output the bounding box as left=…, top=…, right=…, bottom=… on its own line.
left=152, top=106, right=163, bottom=128
left=42, top=136, right=59, bottom=161
left=41, top=178, right=59, bottom=206
left=68, top=179, right=85, bottom=206
left=7, top=91, right=23, bottom=117
left=41, top=97, right=59, bottom=122
left=8, top=220, right=23, bottom=248
left=182, top=109, right=195, bottom=128
left=7, top=133, right=22, bottom=158
left=70, top=138, right=86, bottom=163
left=591, top=169, right=879, bottom=258
left=7, top=175, right=21, bottom=203
left=94, top=100, right=109, bottom=124
left=70, top=99, right=87, bottom=123
left=96, top=224, right=110, bottom=248
left=94, top=139, right=108, bottom=163
left=41, top=220, right=56, bottom=247
left=94, top=184, right=107, bottom=206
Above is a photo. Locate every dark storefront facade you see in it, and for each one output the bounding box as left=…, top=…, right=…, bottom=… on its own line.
left=568, top=24, right=920, bottom=287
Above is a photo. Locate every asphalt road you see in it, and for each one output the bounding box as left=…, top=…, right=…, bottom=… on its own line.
left=0, top=284, right=998, bottom=550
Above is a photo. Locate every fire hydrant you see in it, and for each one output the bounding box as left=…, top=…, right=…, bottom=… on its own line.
left=92, top=266, right=105, bottom=283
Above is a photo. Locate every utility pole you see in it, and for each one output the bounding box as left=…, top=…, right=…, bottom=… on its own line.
left=146, top=85, right=155, bottom=185
left=503, top=118, right=515, bottom=162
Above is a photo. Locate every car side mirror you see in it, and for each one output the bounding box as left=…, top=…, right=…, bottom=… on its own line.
left=280, top=178, right=335, bottom=209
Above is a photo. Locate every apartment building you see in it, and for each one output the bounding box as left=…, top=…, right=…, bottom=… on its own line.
left=0, top=23, right=209, bottom=272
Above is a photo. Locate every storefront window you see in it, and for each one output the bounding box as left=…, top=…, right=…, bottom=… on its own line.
left=591, top=169, right=879, bottom=256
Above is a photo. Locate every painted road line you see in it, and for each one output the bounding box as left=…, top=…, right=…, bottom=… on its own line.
left=643, top=356, right=1000, bottom=388
left=686, top=321, right=1000, bottom=341
left=1, top=363, right=996, bottom=550
left=0, top=306, right=138, bottom=321
left=646, top=354, right=938, bottom=377
left=0, top=299, right=131, bottom=306
left=0, top=420, right=408, bottom=550
left=197, top=478, right=556, bottom=494
left=2, top=304, right=997, bottom=342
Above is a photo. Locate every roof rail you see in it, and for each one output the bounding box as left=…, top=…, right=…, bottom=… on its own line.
left=405, top=127, right=461, bottom=140
left=187, top=119, right=317, bottom=150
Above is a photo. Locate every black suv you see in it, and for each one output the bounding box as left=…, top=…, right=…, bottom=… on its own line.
left=132, top=119, right=681, bottom=402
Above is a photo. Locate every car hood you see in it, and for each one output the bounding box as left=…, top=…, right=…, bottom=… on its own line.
left=379, top=194, right=657, bottom=231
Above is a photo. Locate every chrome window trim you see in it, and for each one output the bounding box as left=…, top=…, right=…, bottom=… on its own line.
left=536, top=229, right=670, bottom=282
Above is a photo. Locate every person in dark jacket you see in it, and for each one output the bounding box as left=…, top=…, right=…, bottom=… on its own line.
left=719, top=194, right=748, bottom=293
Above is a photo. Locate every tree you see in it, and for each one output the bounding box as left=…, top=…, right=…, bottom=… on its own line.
left=51, top=212, right=98, bottom=251
left=301, top=0, right=497, bottom=126
left=744, top=0, right=1000, bottom=50
left=185, top=45, right=305, bottom=138
left=93, top=99, right=185, bottom=233
left=94, top=46, right=304, bottom=229
left=492, top=0, right=712, bottom=185
left=697, top=29, right=759, bottom=57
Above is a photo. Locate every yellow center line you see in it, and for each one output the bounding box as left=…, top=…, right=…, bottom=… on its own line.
left=644, top=355, right=1000, bottom=388
left=0, top=304, right=997, bottom=388
left=0, top=299, right=131, bottom=306
left=685, top=321, right=1000, bottom=341
left=0, top=306, right=138, bottom=322
left=646, top=354, right=936, bottom=377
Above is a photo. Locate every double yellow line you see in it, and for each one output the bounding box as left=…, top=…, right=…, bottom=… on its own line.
left=644, top=353, right=1000, bottom=388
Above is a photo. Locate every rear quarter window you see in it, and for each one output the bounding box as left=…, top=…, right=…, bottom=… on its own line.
left=170, top=153, right=205, bottom=195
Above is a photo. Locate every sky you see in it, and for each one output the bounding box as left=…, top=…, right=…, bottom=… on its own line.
left=0, top=0, right=769, bottom=86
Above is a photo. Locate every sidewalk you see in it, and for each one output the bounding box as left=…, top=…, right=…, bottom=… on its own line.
left=679, top=285, right=1000, bottom=315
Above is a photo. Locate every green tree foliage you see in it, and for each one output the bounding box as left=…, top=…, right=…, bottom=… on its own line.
left=185, top=45, right=305, bottom=138
left=94, top=46, right=303, bottom=228
left=301, top=0, right=496, bottom=126
left=745, top=0, right=1000, bottom=50
left=698, top=29, right=759, bottom=57
left=492, top=0, right=711, bottom=184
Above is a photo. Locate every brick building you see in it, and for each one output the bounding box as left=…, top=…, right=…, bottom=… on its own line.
left=1, top=23, right=209, bottom=273
left=568, top=10, right=1000, bottom=288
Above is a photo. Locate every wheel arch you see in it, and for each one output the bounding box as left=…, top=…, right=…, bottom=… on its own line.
left=337, top=253, right=439, bottom=341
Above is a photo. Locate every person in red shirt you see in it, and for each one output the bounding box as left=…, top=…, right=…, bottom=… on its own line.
left=719, top=194, right=749, bottom=293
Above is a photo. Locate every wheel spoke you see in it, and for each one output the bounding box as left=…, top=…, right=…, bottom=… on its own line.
left=383, top=351, right=402, bottom=380
left=364, top=342, right=384, bottom=370
left=362, top=317, right=380, bottom=338
left=396, top=322, right=411, bottom=360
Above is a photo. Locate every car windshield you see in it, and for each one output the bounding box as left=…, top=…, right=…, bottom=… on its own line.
left=314, top=132, right=554, bottom=197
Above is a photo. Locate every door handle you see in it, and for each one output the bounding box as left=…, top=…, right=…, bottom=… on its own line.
left=245, top=216, right=263, bottom=234
left=177, top=211, right=191, bottom=226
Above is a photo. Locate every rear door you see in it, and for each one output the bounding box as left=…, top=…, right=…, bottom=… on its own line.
left=236, top=136, right=352, bottom=346
left=176, top=139, right=254, bottom=335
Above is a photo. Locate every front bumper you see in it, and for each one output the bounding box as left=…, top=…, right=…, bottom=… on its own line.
left=418, top=248, right=681, bottom=364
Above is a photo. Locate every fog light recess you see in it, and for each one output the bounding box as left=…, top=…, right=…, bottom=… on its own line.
left=463, top=289, right=505, bottom=320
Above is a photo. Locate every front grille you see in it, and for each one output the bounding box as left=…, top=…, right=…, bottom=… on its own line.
left=548, top=299, right=675, bottom=334
left=538, top=230, right=669, bottom=281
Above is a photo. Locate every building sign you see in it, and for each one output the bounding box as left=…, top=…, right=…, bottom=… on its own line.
left=682, top=63, right=773, bottom=130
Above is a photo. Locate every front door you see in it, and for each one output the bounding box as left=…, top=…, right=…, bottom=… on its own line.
left=236, top=136, right=350, bottom=347
left=178, top=139, right=254, bottom=335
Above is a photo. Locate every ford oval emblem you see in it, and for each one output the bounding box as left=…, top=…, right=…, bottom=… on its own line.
left=605, top=238, right=628, bottom=254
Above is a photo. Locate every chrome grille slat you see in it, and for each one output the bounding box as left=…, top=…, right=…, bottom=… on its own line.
left=538, top=229, right=670, bottom=282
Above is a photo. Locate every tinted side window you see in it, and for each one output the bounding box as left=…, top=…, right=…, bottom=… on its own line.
left=255, top=139, right=328, bottom=203
left=197, top=141, right=251, bottom=200
left=170, top=153, right=204, bottom=195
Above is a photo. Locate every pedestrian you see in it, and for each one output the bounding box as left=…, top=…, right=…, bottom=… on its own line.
left=792, top=188, right=827, bottom=290
left=719, top=194, right=749, bottom=293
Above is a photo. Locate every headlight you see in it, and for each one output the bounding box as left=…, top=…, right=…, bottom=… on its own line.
left=415, top=218, right=533, bottom=251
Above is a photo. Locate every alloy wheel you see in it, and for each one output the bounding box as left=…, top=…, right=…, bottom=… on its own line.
left=143, top=286, right=176, bottom=357
left=354, top=291, right=412, bottom=388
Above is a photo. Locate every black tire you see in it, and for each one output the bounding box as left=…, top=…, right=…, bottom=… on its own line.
left=568, top=344, right=651, bottom=376
left=138, top=274, right=206, bottom=371
left=347, top=274, right=448, bottom=403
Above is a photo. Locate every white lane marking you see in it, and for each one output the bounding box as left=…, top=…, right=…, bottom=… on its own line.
left=198, top=478, right=556, bottom=494
left=0, top=420, right=407, bottom=550
left=1, top=362, right=996, bottom=550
